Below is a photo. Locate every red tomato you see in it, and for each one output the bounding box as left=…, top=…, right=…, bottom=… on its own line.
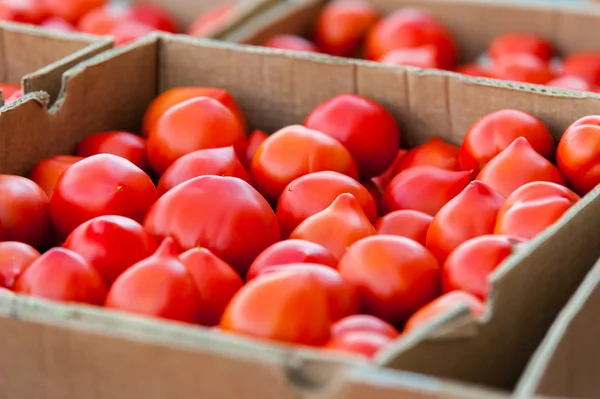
left=128, top=3, right=177, bottom=33
left=250, top=125, right=358, bottom=202
left=188, top=4, right=232, bottom=37
left=546, top=76, right=593, bottom=92
left=362, top=179, right=384, bottom=215
left=29, top=155, right=83, bottom=197
left=490, top=53, right=554, bottom=85
left=244, top=129, right=268, bottom=168
left=378, top=45, right=441, bottom=69
left=312, top=0, right=378, bottom=57
left=0, top=242, right=40, bottom=289
left=0, top=83, right=21, bottom=100
left=276, top=171, right=377, bottom=238
left=14, top=248, right=106, bottom=305
left=0, top=3, right=14, bottom=20
left=63, top=215, right=158, bottom=286
left=109, top=20, right=155, bottom=47
left=41, top=17, right=75, bottom=31
left=331, top=314, right=400, bottom=339
left=76, top=4, right=127, bottom=34
left=157, top=147, right=252, bottom=195
left=290, top=193, right=376, bottom=260
left=383, top=166, right=471, bottom=216
left=371, top=149, right=407, bottom=190
left=106, top=238, right=202, bottom=323
left=49, top=154, right=157, bottom=240
left=426, top=181, right=505, bottom=263
left=144, top=176, right=280, bottom=275
left=557, top=121, right=600, bottom=195
left=220, top=269, right=332, bottom=345
left=304, top=93, right=400, bottom=179
left=489, top=33, right=553, bottom=63
left=324, top=331, right=392, bottom=359
left=338, top=235, right=440, bottom=324
left=561, top=52, right=600, bottom=86
left=443, top=235, right=526, bottom=300
left=75, top=131, right=149, bottom=173
left=42, top=0, right=106, bottom=23
left=454, top=63, right=492, bottom=78
left=4, top=0, right=48, bottom=24
left=459, top=109, right=555, bottom=175
left=396, top=137, right=460, bottom=173
left=264, top=35, right=320, bottom=53
left=375, top=209, right=433, bottom=247
left=0, top=175, right=52, bottom=248
left=180, top=247, right=243, bottom=326
left=477, top=137, right=566, bottom=197
left=495, top=181, right=580, bottom=239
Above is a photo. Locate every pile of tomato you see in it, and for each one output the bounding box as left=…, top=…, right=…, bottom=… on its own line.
left=0, top=86, right=598, bottom=359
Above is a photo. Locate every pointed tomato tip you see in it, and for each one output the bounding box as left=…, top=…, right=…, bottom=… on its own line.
left=156, top=236, right=181, bottom=257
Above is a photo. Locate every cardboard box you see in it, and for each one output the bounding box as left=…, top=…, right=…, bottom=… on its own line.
left=0, top=33, right=599, bottom=397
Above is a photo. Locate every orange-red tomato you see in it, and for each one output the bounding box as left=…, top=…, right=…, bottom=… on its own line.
left=128, top=3, right=177, bottom=33
left=375, top=209, right=433, bottom=247
left=495, top=181, right=580, bottom=239
left=29, top=155, right=83, bottom=197
left=0, top=83, right=21, bottom=101
left=489, top=33, right=553, bottom=63
left=4, top=0, right=48, bottom=24
left=42, top=0, right=106, bottom=23
left=371, top=149, right=407, bottom=190
left=304, top=94, right=400, bottom=179
left=109, top=20, right=155, bottom=47
left=338, top=235, right=440, bottom=324
left=396, top=137, right=460, bottom=173
left=560, top=52, right=600, bottom=86
left=180, top=247, right=243, bottom=326
left=263, top=35, right=320, bottom=53
left=557, top=121, right=600, bottom=196
left=244, top=129, right=268, bottom=168
left=490, top=53, right=554, bottom=85
left=331, top=314, right=400, bottom=339
left=41, top=17, right=75, bottom=32
left=76, top=4, right=127, bottom=34
left=14, top=248, right=106, bottom=305
left=63, top=215, right=158, bottom=286
left=361, top=179, right=384, bottom=215
left=324, top=331, right=392, bottom=359
left=546, top=76, right=593, bottom=92
left=454, top=63, right=492, bottom=78
left=75, top=131, right=149, bottom=173
left=378, top=45, right=441, bottom=69
left=0, top=242, right=40, bottom=289
left=188, top=4, right=232, bottom=37
left=290, top=193, right=376, bottom=260
left=426, top=181, right=505, bottom=263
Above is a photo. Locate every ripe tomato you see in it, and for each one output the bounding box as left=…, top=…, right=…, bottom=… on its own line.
left=290, top=193, right=376, bottom=260
left=29, top=155, right=83, bottom=197
left=180, top=247, right=243, bottom=326
left=378, top=45, right=441, bottom=69
left=331, top=314, right=400, bottom=339
left=490, top=53, right=554, bottom=85
left=560, top=52, right=600, bottom=86
left=277, top=171, right=377, bottom=238
left=42, top=0, right=106, bottom=23
left=264, top=35, right=320, bottom=53
left=0, top=242, right=40, bottom=289
left=14, top=248, right=106, bottom=305
left=383, top=166, right=471, bottom=216
left=312, top=0, right=378, bottom=57
left=454, top=63, right=492, bottom=78
left=76, top=4, right=127, bottom=34
left=546, top=76, right=593, bottom=92
left=106, top=238, right=202, bottom=323
left=157, top=147, right=252, bottom=195
left=0, top=175, right=52, bottom=248
left=371, top=149, right=407, bottom=190
left=304, top=94, right=400, bottom=179
left=109, top=20, right=155, bottom=46
left=443, top=235, right=526, bottom=300
left=477, top=137, right=566, bottom=197
left=495, top=182, right=580, bottom=239
left=75, top=131, right=149, bottom=173
left=220, top=269, right=332, bottom=345
left=49, top=154, right=157, bottom=240
left=144, top=176, right=280, bottom=275
left=187, top=4, right=232, bottom=37
left=338, top=235, right=440, bottom=324
left=41, top=17, right=75, bottom=32
left=459, top=109, right=555, bottom=175
left=128, top=3, right=177, bottom=33
left=63, top=215, right=158, bottom=286
left=0, top=83, right=21, bottom=100
left=488, top=33, right=553, bottom=63
left=324, top=331, right=392, bottom=359
left=244, top=129, right=268, bottom=168
left=4, top=0, right=48, bottom=24
left=375, top=209, right=433, bottom=247
left=426, top=181, right=505, bottom=263
left=396, top=137, right=460, bottom=173
left=557, top=121, right=600, bottom=195
left=250, top=125, right=358, bottom=202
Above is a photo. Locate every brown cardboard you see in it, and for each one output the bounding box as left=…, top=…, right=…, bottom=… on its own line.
left=0, top=33, right=599, bottom=397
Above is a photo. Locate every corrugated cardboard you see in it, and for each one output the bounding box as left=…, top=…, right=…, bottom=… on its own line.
left=0, top=33, right=599, bottom=397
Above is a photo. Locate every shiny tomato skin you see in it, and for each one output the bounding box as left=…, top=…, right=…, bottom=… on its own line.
left=76, top=4, right=127, bottom=34
left=396, top=137, right=460, bottom=173
left=14, top=248, right=107, bottom=305
left=371, top=149, right=407, bottom=190
left=63, top=215, right=158, bottom=286
left=187, top=4, right=232, bottom=37
left=378, top=45, right=441, bottom=69
left=29, top=155, right=83, bottom=197
left=546, top=76, right=593, bottom=92
left=331, top=314, right=400, bottom=339
left=557, top=123, right=600, bottom=196
left=244, top=129, right=268, bottom=168
left=144, top=176, right=280, bottom=276
left=561, top=52, right=600, bottom=86
left=4, top=0, right=48, bottom=24
left=324, top=331, right=392, bottom=359
left=42, top=0, right=106, bottom=23
left=304, top=94, right=400, bottom=179
left=109, top=20, right=155, bottom=46
left=180, top=247, right=244, bottom=326
left=41, top=17, right=76, bottom=32
left=0, top=82, right=21, bottom=100
left=128, top=3, right=178, bottom=33
left=0, top=242, right=40, bottom=289
left=75, top=131, right=149, bottom=173
left=264, top=35, right=320, bottom=53
left=375, top=209, right=433, bottom=247
left=490, top=53, right=554, bottom=85
left=489, top=33, right=553, bottom=63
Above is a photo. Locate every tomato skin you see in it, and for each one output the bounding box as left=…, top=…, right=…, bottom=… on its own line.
left=547, top=76, right=593, bottom=92
left=304, top=94, right=400, bottom=179
left=128, top=3, right=177, bottom=33
left=4, top=0, right=48, bottom=24
left=41, top=17, right=76, bottom=32
left=188, top=4, right=232, bottom=37
left=75, top=131, right=150, bottom=173
left=109, top=20, right=155, bottom=47
left=454, top=63, right=492, bottom=78
left=244, top=129, right=268, bottom=168
left=490, top=53, right=554, bottom=85
left=324, top=331, right=392, bottom=359
left=361, top=179, right=384, bottom=216
left=375, top=210, right=433, bottom=247
left=561, top=52, right=600, bottom=86
left=557, top=123, right=600, bottom=196
left=378, top=45, right=441, bottom=69
left=42, top=0, right=106, bottom=23
left=49, top=154, right=157, bottom=240
left=0, top=83, right=21, bottom=100
left=396, top=137, right=459, bottom=173
left=0, top=242, right=40, bottom=289
left=144, top=176, right=280, bottom=275
left=29, top=155, right=83, bottom=197
left=489, top=33, right=553, bottom=63
left=264, top=35, right=320, bottom=53
left=76, top=5, right=127, bottom=34
left=179, top=247, right=243, bottom=326
left=495, top=182, right=580, bottom=239
left=63, top=215, right=158, bottom=286
left=14, top=248, right=106, bottom=305
left=371, top=149, right=407, bottom=190
left=331, top=314, right=400, bottom=339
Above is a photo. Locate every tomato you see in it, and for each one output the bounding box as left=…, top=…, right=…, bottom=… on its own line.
left=404, top=291, right=486, bottom=332
left=459, top=109, right=555, bottom=175
left=375, top=209, right=433, bottom=247
left=157, top=147, right=252, bottom=195
left=187, top=4, right=232, bottom=37
left=106, top=238, right=203, bottom=323
left=14, top=248, right=106, bottom=305
left=75, top=131, right=149, bottom=173
left=488, top=33, right=553, bottom=63
left=220, top=269, right=332, bottom=345
left=109, top=20, right=155, bottom=46
left=264, top=35, right=320, bottom=53
left=29, top=155, right=83, bottom=197
left=454, top=63, right=492, bottom=78
left=396, top=137, right=460, bottom=173
left=365, top=8, right=456, bottom=69
left=477, top=137, right=566, bottom=197
left=560, top=52, right=600, bottom=86
left=324, top=331, right=392, bottom=359
left=426, top=181, right=505, bottom=263
left=557, top=121, right=600, bottom=195
left=246, top=239, right=337, bottom=281
left=49, top=154, right=157, bottom=240
left=378, top=45, right=441, bottom=69
left=128, top=3, right=177, bottom=33
left=490, top=53, right=554, bottom=85
left=0, top=175, right=52, bottom=249
left=144, top=176, right=280, bottom=275
left=41, top=17, right=75, bottom=31
left=0, top=3, right=14, bottom=21
left=312, top=0, right=378, bottom=57
left=5, top=89, right=23, bottom=104
left=42, top=0, right=106, bottom=23
left=290, top=193, right=376, bottom=260
left=0, top=242, right=40, bottom=289
left=546, top=76, right=593, bottom=92
left=277, top=171, right=377, bottom=238
left=304, top=93, right=400, bottom=179
left=250, top=125, right=358, bottom=202
left=361, top=179, right=384, bottom=215
left=338, top=235, right=440, bottom=324
left=76, top=5, right=126, bottom=34
left=63, top=215, right=157, bottom=286
left=383, top=166, right=471, bottom=216
left=180, top=247, right=243, bottom=326
left=495, top=181, right=580, bottom=239
left=443, top=235, right=526, bottom=300
left=4, top=0, right=48, bottom=24
left=331, top=314, right=400, bottom=339
left=244, top=129, right=268, bottom=168
left=0, top=83, right=21, bottom=100
left=371, top=149, right=407, bottom=190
